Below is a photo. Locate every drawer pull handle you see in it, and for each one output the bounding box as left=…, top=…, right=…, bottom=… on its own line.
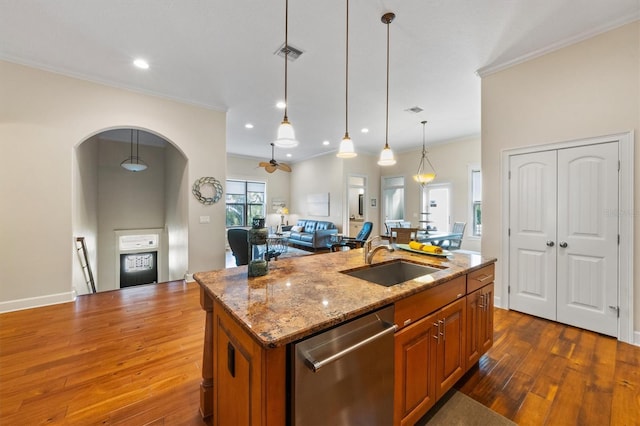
left=476, top=274, right=493, bottom=283
left=227, top=342, right=236, bottom=378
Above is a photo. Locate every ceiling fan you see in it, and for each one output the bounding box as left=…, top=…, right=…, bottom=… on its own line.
left=259, top=143, right=292, bottom=173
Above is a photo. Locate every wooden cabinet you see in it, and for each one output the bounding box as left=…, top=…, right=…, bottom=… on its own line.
left=394, top=310, right=439, bottom=426
left=434, top=298, right=466, bottom=398
left=394, top=297, right=466, bottom=425
left=465, top=265, right=495, bottom=368
left=465, top=283, right=494, bottom=367
left=211, top=299, right=286, bottom=426
left=394, top=264, right=496, bottom=426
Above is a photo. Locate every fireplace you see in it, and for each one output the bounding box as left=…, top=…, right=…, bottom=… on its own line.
left=120, top=251, right=158, bottom=288
left=115, top=229, right=164, bottom=289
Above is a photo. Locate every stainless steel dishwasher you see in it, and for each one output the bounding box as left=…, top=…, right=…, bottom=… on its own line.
left=291, top=305, right=395, bottom=425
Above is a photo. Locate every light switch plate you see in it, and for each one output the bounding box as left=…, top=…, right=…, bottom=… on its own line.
left=199, top=215, right=210, bottom=224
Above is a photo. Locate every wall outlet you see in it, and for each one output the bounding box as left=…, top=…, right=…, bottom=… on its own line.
left=199, top=215, right=210, bottom=224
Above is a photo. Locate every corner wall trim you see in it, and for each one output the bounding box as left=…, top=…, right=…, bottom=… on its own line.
left=0, top=291, right=76, bottom=314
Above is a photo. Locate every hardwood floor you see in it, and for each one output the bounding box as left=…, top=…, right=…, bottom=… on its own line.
left=0, top=281, right=208, bottom=425
left=1, top=281, right=638, bottom=425
left=456, top=308, right=640, bottom=426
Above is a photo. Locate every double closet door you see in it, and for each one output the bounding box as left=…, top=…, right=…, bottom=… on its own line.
left=508, top=142, right=619, bottom=337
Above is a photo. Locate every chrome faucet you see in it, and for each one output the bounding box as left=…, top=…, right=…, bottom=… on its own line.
left=364, top=236, right=394, bottom=264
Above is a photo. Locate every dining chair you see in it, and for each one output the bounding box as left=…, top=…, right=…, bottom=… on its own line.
left=440, top=222, right=466, bottom=250
left=390, top=227, right=419, bottom=244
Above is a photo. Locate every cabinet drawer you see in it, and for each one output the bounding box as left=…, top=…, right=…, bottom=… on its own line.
left=467, top=264, right=495, bottom=293
left=394, top=276, right=466, bottom=330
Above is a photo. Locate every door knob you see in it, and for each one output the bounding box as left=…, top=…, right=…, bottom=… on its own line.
left=559, top=241, right=568, bottom=248
left=546, top=241, right=555, bottom=247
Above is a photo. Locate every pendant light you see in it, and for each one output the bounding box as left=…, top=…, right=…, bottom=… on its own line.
left=120, top=129, right=147, bottom=172
left=413, top=120, right=437, bottom=187
left=273, top=0, right=299, bottom=148
left=378, top=12, right=396, bottom=166
left=336, top=0, right=357, bottom=158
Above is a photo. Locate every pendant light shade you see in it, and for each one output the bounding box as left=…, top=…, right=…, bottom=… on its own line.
left=275, top=117, right=298, bottom=148
left=413, top=120, right=437, bottom=187
left=337, top=133, right=356, bottom=158
left=378, top=12, right=396, bottom=166
left=336, top=0, right=357, bottom=159
left=273, top=0, right=299, bottom=148
left=121, top=129, right=147, bottom=172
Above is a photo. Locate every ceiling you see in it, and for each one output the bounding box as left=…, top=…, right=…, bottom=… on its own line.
left=1, top=0, right=638, bottom=163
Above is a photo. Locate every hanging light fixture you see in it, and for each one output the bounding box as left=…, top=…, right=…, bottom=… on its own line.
left=378, top=12, right=396, bottom=166
left=413, top=120, right=437, bottom=187
left=273, top=0, right=299, bottom=148
left=120, top=129, right=147, bottom=172
left=336, top=0, right=357, bottom=159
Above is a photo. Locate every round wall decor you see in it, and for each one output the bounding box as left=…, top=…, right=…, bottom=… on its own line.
left=192, top=177, right=223, bottom=205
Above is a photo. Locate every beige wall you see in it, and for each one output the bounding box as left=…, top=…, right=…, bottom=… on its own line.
left=0, top=60, right=226, bottom=311
left=165, top=141, right=189, bottom=286
left=481, top=22, right=639, bottom=332
left=290, top=153, right=345, bottom=229
left=72, top=135, right=99, bottom=295
left=382, top=136, right=482, bottom=251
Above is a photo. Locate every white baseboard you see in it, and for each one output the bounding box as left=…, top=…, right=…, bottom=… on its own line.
left=494, top=296, right=503, bottom=309
left=0, top=291, right=76, bottom=314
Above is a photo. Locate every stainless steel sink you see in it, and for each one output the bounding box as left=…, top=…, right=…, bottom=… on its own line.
left=340, top=260, right=444, bottom=287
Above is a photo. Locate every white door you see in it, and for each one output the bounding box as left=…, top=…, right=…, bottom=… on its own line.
left=508, top=143, right=619, bottom=337
left=425, top=184, right=451, bottom=233
left=509, top=151, right=558, bottom=321
left=556, top=143, right=618, bottom=336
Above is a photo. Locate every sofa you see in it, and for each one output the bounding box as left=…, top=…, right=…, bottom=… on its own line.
left=287, top=219, right=338, bottom=250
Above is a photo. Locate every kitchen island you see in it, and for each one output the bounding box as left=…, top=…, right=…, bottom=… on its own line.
left=195, top=247, right=496, bottom=425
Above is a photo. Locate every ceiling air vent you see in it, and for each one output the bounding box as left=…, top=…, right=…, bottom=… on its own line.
left=405, top=106, right=424, bottom=113
left=274, top=43, right=304, bottom=61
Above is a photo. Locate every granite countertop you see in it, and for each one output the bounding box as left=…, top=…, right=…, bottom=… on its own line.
left=194, top=248, right=496, bottom=348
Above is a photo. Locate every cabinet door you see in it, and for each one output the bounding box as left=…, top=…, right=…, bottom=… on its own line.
left=394, top=311, right=438, bottom=426
left=213, top=300, right=286, bottom=426
left=216, top=325, right=251, bottom=426
left=480, top=283, right=494, bottom=355
left=466, top=283, right=494, bottom=368
left=435, top=297, right=466, bottom=399
left=465, top=289, right=482, bottom=367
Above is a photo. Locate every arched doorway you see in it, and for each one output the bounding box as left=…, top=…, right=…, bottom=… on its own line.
left=72, top=127, right=189, bottom=294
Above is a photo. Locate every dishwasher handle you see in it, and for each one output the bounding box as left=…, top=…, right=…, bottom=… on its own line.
left=304, top=322, right=397, bottom=372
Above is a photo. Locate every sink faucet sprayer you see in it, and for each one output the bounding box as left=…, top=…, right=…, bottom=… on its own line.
left=364, top=236, right=394, bottom=264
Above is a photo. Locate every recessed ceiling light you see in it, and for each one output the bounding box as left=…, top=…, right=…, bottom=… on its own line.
left=245, top=123, right=254, bottom=129
left=322, top=140, right=330, bottom=146
left=361, top=128, right=369, bottom=133
left=286, top=153, right=292, bottom=158
left=276, top=101, right=286, bottom=109
left=133, top=58, right=149, bottom=69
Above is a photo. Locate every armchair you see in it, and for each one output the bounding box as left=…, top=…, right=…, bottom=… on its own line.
left=331, top=222, right=373, bottom=252
left=228, top=228, right=249, bottom=266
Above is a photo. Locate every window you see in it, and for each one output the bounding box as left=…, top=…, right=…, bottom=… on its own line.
left=471, top=169, right=482, bottom=236
left=226, top=180, right=266, bottom=227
